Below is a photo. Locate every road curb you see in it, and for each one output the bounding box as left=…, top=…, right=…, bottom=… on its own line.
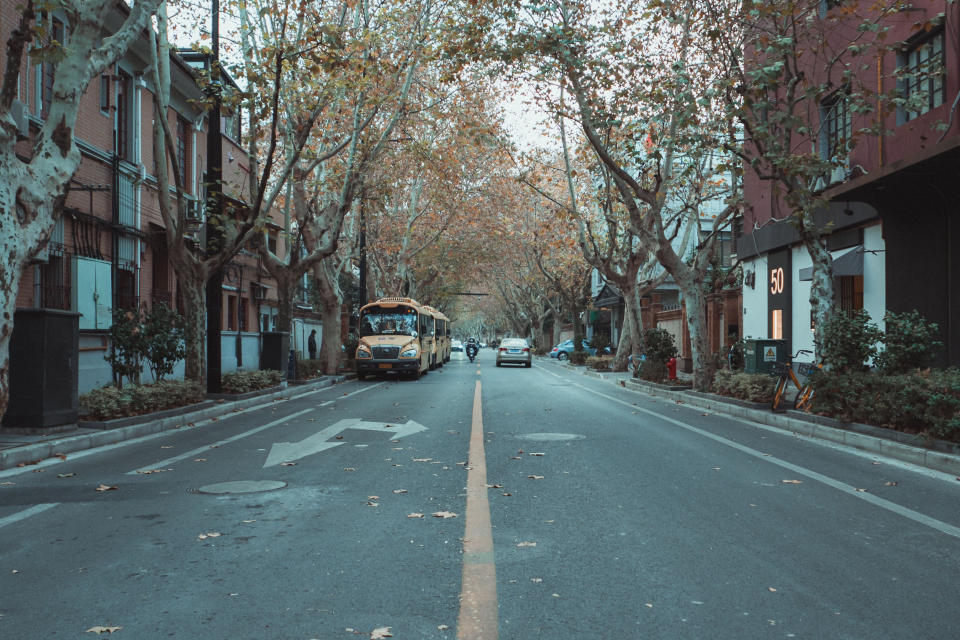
left=613, top=376, right=960, bottom=476
left=553, top=359, right=960, bottom=477
left=0, top=375, right=347, bottom=471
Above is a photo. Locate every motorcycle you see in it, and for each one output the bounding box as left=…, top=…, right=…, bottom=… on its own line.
left=466, top=343, right=478, bottom=362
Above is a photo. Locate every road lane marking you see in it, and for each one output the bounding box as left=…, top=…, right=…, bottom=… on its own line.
left=0, top=503, right=59, bottom=530
left=458, top=380, right=497, bottom=640
left=126, top=383, right=383, bottom=475
left=127, top=409, right=314, bottom=474
left=573, top=382, right=960, bottom=540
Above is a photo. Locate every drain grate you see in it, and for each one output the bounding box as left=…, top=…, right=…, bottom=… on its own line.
left=191, top=480, right=287, bottom=495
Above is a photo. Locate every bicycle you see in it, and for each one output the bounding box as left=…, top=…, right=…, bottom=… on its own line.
left=771, top=349, right=821, bottom=412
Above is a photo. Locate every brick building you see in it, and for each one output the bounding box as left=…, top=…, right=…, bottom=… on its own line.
left=3, top=3, right=321, bottom=393
left=737, top=1, right=960, bottom=367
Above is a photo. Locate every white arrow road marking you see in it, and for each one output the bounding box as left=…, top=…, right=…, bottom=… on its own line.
left=263, top=419, right=428, bottom=468
left=128, top=408, right=314, bottom=475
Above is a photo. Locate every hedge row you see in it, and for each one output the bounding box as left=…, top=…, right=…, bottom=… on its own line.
left=80, top=380, right=205, bottom=421
left=808, top=369, right=960, bottom=442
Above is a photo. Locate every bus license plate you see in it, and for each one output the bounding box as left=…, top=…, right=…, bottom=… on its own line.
left=378, top=363, right=392, bottom=369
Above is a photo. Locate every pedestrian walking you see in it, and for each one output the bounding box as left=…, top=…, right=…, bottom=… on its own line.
left=308, top=329, right=318, bottom=360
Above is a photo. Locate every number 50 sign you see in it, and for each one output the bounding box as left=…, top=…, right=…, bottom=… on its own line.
left=770, top=267, right=785, bottom=295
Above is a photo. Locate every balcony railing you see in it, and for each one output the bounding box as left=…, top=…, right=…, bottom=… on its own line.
left=39, top=284, right=71, bottom=311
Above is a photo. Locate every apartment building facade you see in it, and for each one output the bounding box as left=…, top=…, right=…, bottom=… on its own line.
left=3, top=3, right=321, bottom=395
left=737, top=0, right=960, bottom=367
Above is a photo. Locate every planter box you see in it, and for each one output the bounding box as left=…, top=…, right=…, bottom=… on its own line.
left=78, top=400, right=216, bottom=430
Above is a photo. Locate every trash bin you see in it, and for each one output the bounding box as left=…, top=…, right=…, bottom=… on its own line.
left=743, top=339, right=788, bottom=375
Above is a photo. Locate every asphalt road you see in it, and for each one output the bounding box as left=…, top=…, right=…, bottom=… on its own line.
left=2, top=352, right=959, bottom=639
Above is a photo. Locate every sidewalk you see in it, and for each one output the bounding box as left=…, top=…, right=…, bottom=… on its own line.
left=0, top=375, right=349, bottom=471
left=553, top=359, right=960, bottom=477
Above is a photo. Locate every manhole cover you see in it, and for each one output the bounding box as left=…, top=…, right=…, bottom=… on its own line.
left=516, top=433, right=584, bottom=442
left=195, top=480, right=287, bottom=495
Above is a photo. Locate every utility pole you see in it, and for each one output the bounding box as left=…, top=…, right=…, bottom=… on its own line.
left=205, top=0, right=224, bottom=393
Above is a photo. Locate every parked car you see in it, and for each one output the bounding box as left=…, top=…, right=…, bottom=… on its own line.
left=451, top=340, right=464, bottom=352
left=549, top=339, right=609, bottom=361
left=496, top=338, right=532, bottom=368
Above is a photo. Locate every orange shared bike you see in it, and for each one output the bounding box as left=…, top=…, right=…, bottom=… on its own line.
left=771, top=349, right=823, bottom=412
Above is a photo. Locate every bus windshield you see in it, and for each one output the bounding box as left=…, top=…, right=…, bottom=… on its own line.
left=359, top=308, right=418, bottom=337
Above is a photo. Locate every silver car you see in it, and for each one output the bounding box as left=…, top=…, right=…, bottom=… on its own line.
left=496, top=338, right=532, bottom=368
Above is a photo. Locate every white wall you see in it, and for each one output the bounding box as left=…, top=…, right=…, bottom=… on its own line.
left=863, top=224, right=886, bottom=332
left=741, top=254, right=768, bottom=339
left=291, top=318, right=324, bottom=359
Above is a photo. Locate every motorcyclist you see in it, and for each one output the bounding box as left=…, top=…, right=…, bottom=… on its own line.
left=465, top=337, right=479, bottom=362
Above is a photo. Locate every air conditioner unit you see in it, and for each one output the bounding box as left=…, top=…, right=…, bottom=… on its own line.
left=10, top=99, right=29, bottom=138
left=829, top=164, right=849, bottom=185
left=180, top=198, right=204, bottom=244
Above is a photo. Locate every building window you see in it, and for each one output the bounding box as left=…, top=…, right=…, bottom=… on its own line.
left=39, top=17, right=66, bottom=119
left=900, top=28, right=945, bottom=122
left=116, top=71, right=133, bottom=162
left=176, top=116, right=189, bottom=190
left=238, top=297, right=248, bottom=332
left=838, top=275, right=864, bottom=312
left=267, top=232, right=277, bottom=254
left=115, top=267, right=138, bottom=311
left=227, top=294, right=236, bottom=331
left=821, top=90, right=851, bottom=162
left=771, top=309, right=784, bottom=339
left=99, top=75, right=111, bottom=114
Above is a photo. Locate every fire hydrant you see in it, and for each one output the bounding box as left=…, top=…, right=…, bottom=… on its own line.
left=667, top=357, right=678, bottom=380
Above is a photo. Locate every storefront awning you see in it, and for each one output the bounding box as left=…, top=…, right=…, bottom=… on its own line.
left=798, top=245, right=864, bottom=281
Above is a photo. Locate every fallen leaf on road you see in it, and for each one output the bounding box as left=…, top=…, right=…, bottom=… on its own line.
left=407, top=513, right=425, bottom=519
left=33, top=469, right=45, bottom=473
left=675, top=400, right=684, bottom=404
left=160, top=446, right=174, bottom=449
left=344, top=467, right=356, bottom=472
left=510, top=456, right=522, bottom=460
left=57, top=473, right=76, bottom=478
left=501, top=492, right=512, bottom=496
left=280, top=462, right=297, bottom=467
left=242, top=520, right=256, bottom=523
left=366, top=502, right=379, bottom=507
left=854, top=488, right=868, bottom=493
left=86, top=626, right=122, bottom=634
left=193, top=458, right=207, bottom=463
left=768, top=587, right=778, bottom=592
left=55, top=453, right=67, bottom=461
left=529, top=453, right=545, bottom=457
left=393, top=489, right=408, bottom=494
left=0, top=482, right=14, bottom=486
left=95, top=484, right=117, bottom=492
left=781, top=480, right=803, bottom=485
left=517, top=541, right=537, bottom=547
left=884, top=481, right=898, bottom=487
left=197, top=532, right=221, bottom=540
left=136, top=469, right=172, bottom=475
left=368, top=496, right=379, bottom=500
left=456, top=461, right=468, bottom=466
left=335, top=435, right=344, bottom=440
left=531, top=577, right=543, bottom=583
left=413, top=458, right=432, bottom=462
left=438, top=624, right=449, bottom=630
left=432, top=511, right=458, bottom=518
left=527, top=475, right=544, bottom=480
left=370, top=627, right=393, bottom=639
left=486, top=484, right=502, bottom=489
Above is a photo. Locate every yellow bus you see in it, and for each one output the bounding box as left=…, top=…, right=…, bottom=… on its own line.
left=355, top=297, right=438, bottom=380
left=424, top=305, right=451, bottom=365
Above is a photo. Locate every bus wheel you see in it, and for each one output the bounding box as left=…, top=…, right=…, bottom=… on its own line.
left=411, top=366, right=421, bottom=380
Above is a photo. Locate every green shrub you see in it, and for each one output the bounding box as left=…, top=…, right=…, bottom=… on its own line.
left=586, top=355, right=612, bottom=371
left=105, top=308, right=145, bottom=387
left=296, top=358, right=325, bottom=380
left=221, top=369, right=283, bottom=394
left=80, top=380, right=204, bottom=420
left=639, top=360, right=668, bottom=383
left=808, top=369, right=960, bottom=442
left=641, top=327, right=677, bottom=364
left=875, top=310, right=942, bottom=374
left=141, top=302, right=186, bottom=382
left=711, top=370, right=777, bottom=402
left=820, top=309, right=882, bottom=373
left=568, top=350, right=588, bottom=365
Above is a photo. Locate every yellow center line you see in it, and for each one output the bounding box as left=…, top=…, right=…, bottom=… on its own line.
left=457, top=380, right=497, bottom=639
